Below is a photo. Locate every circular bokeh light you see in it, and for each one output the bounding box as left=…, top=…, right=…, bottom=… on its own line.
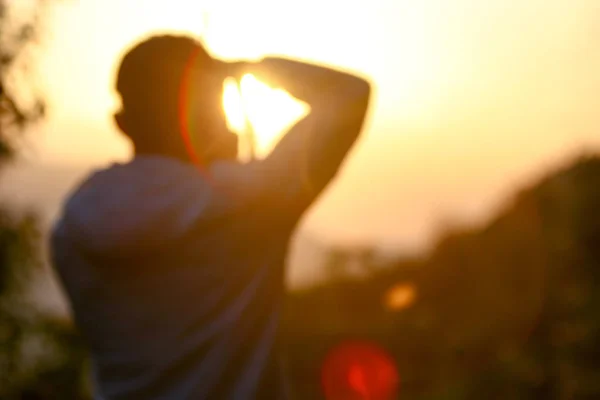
left=322, top=341, right=399, bottom=400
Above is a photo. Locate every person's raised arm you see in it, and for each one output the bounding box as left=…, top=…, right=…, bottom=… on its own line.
left=243, top=57, right=372, bottom=205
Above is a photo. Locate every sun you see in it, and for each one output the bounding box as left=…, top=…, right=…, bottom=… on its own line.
left=222, top=74, right=308, bottom=161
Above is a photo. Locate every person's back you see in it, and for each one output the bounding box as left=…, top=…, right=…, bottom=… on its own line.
left=51, top=35, right=371, bottom=399
left=53, top=157, right=296, bottom=399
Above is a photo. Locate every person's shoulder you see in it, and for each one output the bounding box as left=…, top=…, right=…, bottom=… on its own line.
left=100, top=156, right=213, bottom=187
left=64, top=156, right=214, bottom=215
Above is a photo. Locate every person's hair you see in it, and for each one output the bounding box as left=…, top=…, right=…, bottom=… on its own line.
left=115, top=35, right=217, bottom=157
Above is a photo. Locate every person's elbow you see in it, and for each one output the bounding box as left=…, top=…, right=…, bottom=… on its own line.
left=340, top=75, right=372, bottom=118
left=346, top=75, right=372, bottom=102
left=314, top=74, right=373, bottom=123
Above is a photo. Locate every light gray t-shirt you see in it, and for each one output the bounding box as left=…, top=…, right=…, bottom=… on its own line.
left=50, top=153, right=322, bottom=399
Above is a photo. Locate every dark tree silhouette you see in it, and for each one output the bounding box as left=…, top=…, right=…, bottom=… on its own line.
left=0, top=1, right=88, bottom=399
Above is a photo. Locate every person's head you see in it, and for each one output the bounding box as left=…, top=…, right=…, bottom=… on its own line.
left=114, top=35, right=238, bottom=164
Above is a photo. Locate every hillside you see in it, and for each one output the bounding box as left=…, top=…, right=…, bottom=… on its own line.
left=283, top=154, right=600, bottom=399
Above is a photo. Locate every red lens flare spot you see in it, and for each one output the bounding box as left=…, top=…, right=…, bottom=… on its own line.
left=178, top=48, right=203, bottom=167
left=349, top=364, right=369, bottom=397
left=322, top=341, right=399, bottom=400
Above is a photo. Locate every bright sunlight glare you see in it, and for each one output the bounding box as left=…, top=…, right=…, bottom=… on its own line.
left=222, top=74, right=308, bottom=160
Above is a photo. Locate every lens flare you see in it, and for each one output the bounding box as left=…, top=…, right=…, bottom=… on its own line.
left=385, top=284, right=417, bottom=311
left=178, top=48, right=204, bottom=166
left=322, top=341, right=399, bottom=400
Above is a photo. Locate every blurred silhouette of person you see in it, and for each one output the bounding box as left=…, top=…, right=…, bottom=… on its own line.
left=51, top=35, right=371, bottom=399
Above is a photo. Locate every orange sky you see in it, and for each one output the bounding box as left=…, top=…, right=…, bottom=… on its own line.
left=24, top=0, right=600, bottom=249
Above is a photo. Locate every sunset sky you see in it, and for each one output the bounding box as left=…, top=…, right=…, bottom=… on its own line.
left=26, top=0, right=600, bottom=250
